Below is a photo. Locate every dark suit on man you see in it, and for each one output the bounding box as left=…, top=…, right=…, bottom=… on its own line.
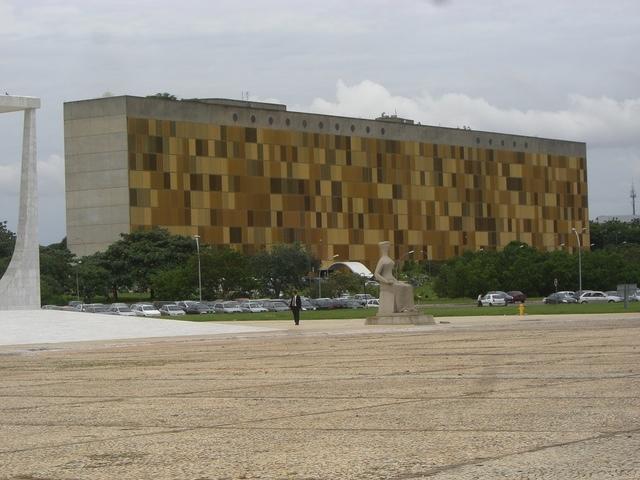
left=290, top=294, right=302, bottom=325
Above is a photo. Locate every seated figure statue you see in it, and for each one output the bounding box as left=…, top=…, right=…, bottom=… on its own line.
left=374, top=241, right=417, bottom=316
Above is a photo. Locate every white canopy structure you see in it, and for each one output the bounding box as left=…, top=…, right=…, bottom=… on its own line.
left=327, top=261, right=373, bottom=278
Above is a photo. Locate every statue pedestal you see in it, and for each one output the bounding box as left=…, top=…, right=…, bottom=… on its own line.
left=365, top=312, right=435, bottom=325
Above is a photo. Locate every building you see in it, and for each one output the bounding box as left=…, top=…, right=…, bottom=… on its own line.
left=64, top=96, right=589, bottom=268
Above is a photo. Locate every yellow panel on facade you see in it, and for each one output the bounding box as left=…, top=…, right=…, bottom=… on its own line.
left=378, top=184, right=392, bottom=199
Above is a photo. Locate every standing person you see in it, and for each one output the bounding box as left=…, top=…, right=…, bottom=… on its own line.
left=289, top=291, right=302, bottom=325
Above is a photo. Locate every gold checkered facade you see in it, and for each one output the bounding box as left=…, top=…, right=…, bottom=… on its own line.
left=64, top=96, right=588, bottom=265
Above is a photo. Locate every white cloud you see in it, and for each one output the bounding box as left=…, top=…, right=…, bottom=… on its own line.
left=306, top=80, right=640, bottom=147
left=0, top=153, right=64, bottom=198
left=303, top=80, right=640, bottom=218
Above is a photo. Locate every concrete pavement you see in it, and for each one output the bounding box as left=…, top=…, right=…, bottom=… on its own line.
left=1, top=313, right=639, bottom=479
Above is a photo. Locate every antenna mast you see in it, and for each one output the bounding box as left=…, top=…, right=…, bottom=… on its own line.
left=632, top=182, right=637, bottom=216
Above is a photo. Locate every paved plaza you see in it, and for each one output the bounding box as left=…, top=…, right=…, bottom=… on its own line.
left=1, top=313, right=639, bottom=479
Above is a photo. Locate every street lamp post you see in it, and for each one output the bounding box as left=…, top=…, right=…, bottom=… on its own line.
left=193, top=235, right=202, bottom=302
left=571, top=227, right=586, bottom=295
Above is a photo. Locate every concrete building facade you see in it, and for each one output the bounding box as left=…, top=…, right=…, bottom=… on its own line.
left=64, top=96, right=588, bottom=267
left=0, top=95, right=41, bottom=310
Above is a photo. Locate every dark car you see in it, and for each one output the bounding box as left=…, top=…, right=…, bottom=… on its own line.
left=176, top=300, right=212, bottom=314
left=507, top=291, right=527, bottom=303
left=543, top=292, right=578, bottom=304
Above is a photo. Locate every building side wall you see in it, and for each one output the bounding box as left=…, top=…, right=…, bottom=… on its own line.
left=64, top=98, right=130, bottom=256
left=126, top=116, right=589, bottom=268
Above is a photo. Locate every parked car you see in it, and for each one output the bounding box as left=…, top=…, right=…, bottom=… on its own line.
left=578, top=291, right=622, bottom=304
left=131, top=303, right=161, bottom=317
left=606, top=290, right=639, bottom=302
left=82, top=303, right=109, bottom=313
left=543, top=292, right=578, bottom=304
left=159, top=304, right=186, bottom=316
left=488, top=291, right=514, bottom=303
left=240, top=301, right=269, bottom=313
left=300, top=298, right=317, bottom=311
left=312, top=298, right=337, bottom=310
left=263, top=300, right=290, bottom=312
left=107, top=305, right=136, bottom=316
left=365, top=298, right=380, bottom=308
left=507, top=291, right=527, bottom=303
left=556, top=290, right=577, bottom=299
left=340, top=298, right=364, bottom=309
left=354, top=293, right=376, bottom=306
left=176, top=300, right=211, bottom=314
left=213, top=301, right=242, bottom=313
left=479, top=293, right=507, bottom=307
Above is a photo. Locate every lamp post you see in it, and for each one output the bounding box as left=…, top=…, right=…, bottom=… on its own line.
left=193, top=234, right=202, bottom=302
left=319, top=254, right=339, bottom=298
left=571, top=227, right=586, bottom=296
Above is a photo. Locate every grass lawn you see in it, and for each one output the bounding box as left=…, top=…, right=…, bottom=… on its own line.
left=165, top=301, right=640, bottom=322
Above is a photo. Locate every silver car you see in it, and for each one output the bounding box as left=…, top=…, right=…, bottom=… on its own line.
left=578, top=291, right=622, bottom=304
left=131, top=303, right=162, bottom=317
left=159, top=304, right=186, bottom=316
left=480, top=294, right=507, bottom=307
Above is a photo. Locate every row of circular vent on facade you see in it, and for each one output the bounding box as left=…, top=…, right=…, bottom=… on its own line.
left=231, top=112, right=529, bottom=149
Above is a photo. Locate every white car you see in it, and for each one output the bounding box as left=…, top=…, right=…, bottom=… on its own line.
left=479, top=294, right=507, bottom=307
left=240, top=301, right=268, bottom=313
left=214, top=301, right=243, bottom=313
left=365, top=299, right=380, bottom=308
left=578, top=291, right=622, bottom=304
left=131, top=303, right=162, bottom=317
left=107, top=305, right=136, bottom=316
left=159, top=304, right=186, bottom=316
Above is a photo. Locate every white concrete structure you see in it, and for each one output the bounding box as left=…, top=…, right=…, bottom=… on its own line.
left=328, top=261, right=373, bottom=278
left=0, top=95, right=41, bottom=310
left=0, top=310, right=275, bottom=346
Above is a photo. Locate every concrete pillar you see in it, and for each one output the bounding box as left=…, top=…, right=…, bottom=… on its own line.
left=0, top=97, right=41, bottom=310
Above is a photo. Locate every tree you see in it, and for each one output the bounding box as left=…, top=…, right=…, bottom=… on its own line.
left=434, top=249, right=502, bottom=298
left=147, top=92, right=178, bottom=100
left=321, top=270, right=364, bottom=298
left=0, top=221, right=16, bottom=276
left=76, top=254, right=110, bottom=302
left=252, top=243, right=319, bottom=297
left=152, top=246, right=257, bottom=300
left=39, top=240, right=75, bottom=305
left=590, top=219, right=640, bottom=249
left=99, top=228, right=195, bottom=298
left=150, top=266, right=194, bottom=301
left=193, top=246, right=256, bottom=299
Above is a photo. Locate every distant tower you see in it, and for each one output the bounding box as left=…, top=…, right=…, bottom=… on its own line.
left=632, top=182, right=637, bottom=216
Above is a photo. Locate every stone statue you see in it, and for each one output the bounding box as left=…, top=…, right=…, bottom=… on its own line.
left=374, top=241, right=417, bottom=315
left=366, top=241, right=434, bottom=325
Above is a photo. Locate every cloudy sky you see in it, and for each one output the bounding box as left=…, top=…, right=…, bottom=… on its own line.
left=1, top=0, right=639, bottom=244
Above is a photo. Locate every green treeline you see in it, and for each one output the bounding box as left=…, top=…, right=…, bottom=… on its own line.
left=1, top=220, right=639, bottom=304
